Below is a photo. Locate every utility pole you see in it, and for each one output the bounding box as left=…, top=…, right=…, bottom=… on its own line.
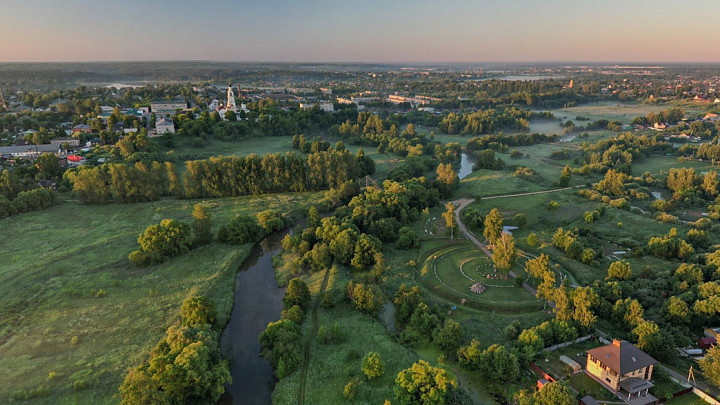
left=688, top=365, right=696, bottom=385
left=0, top=88, right=7, bottom=110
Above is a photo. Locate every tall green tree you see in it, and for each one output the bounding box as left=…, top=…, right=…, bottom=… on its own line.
left=700, top=345, right=720, bottom=389
left=442, top=202, right=457, bottom=240
left=432, top=319, right=464, bottom=354
left=492, top=232, right=517, bottom=274
left=607, top=260, right=632, bottom=280
left=284, top=278, right=311, bottom=310
left=533, top=382, right=574, bottom=405
left=559, top=165, right=571, bottom=187
left=394, top=360, right=457, bottom=405
left=192, top=204, right=213, bottom=246
left=483, top=208, right=503, bottom=245
left=181, top=295, right=217, bottom=328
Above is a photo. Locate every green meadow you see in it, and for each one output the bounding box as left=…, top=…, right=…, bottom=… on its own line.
left=0, top=192, right=320, bottom=404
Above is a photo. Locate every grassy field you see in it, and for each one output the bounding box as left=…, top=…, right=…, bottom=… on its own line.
left=632, top=156, right=716, bottom=176
left=464, top=188, right=689, bottom=284
left=457, top=169, right=546, bottom=199
left=153, top=135, right=296, bottom=162
left=273, top=302, right=418, bottom=405
left=665, top=394, right=710, bottom=405
left=543, top=101, right=708, bottom=125
left=0, top=192, right=321, bottom=404
left=425, top=246, right=539, bottom=308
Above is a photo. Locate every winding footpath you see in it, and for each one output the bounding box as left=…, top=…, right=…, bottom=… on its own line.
left=452, top=198, right=542, bottom=299
left=451, top=188, right=581, bottom=306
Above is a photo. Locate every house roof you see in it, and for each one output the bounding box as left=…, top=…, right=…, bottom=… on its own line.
left=580, top=396, right=600, bottom=405
left=0, top=144, right=58, bottom=155
left=586, top=340, right=657, bottom=375
left=618, top=377, right=654, bottom=393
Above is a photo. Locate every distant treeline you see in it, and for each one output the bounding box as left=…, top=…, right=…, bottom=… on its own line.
left=64, top=148, right=372, bottom=203
left=438, top=108, right=546, bottom=135
left=467, top=133, right=558, bottom=151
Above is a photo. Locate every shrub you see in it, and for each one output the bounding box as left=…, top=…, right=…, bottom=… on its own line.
left=138, top=219, right=193, bottom=257
left=257, top=209, right=285, bottom=232
left=259, top=320, right=301, bottom=379
left=362, top=352, right=385, bottom=380
left=128, top=250, right=164, bottom=267
left=191, top=204, right=213, bottom=246
left=396, top=227, right=419, bottom=249
left=344, top=377, right=361, bottom=400
left=218, top=215, right=264, bottom=245
left=284, top=278, right=311, bottom=310
left=181, top=295, right=217, bottom=328
left=527, top=233, right=538, bottom=246
left=581, top=248, right=595, bottom=264
left=0, top=195, right=17, bottom=218
left=281, top=305, right=305, bottom=324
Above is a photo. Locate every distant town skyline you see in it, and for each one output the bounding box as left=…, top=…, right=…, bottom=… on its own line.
left=2, top=0, right=720, bottom=63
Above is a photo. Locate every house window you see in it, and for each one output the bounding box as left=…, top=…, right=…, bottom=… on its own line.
left=606, top=378, right=611, bottom=383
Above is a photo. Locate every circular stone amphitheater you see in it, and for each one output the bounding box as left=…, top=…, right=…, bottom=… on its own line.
left=422, top=246, right=543, bottom=313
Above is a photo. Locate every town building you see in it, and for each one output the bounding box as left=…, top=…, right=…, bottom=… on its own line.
left=388, top=94, right=442, bottom=107
left=150, top=99, right=187, bottom=117
left=155, top=117, right=175, bottom=134
left=50, top=138, right=80, bottom=148
left=0, top=144, right=60, bottom=158
left=300, top=102, right=334, bottom=112
left=586, top=339, right=657, bottom=404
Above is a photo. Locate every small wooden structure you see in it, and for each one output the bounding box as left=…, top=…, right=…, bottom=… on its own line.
left=559, top=355, right=581, bottom=374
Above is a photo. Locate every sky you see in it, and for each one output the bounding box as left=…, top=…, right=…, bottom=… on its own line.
left=2, top=0, right=720, bottom=63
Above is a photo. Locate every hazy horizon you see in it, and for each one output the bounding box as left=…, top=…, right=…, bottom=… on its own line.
left=2, top=0, right=720, bottom=63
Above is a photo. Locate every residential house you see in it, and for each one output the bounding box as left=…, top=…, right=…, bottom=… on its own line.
left=155, top=117, right=175, bottom=135
left=699, top=337, right=717, bottom=349
left=72, top=124, right=92, bottom=134
left=586, top=339, right=657, bottom=404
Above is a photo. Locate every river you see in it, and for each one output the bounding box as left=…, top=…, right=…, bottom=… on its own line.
left=458, top=152, right=476, bottom=180
left=219, top=231, right=288, bottom=405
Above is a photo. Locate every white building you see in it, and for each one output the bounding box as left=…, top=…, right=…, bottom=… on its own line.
left=155, top=117, right=175, bottom=134
left=50, top=138, right=80, bottom=148
left=300, top=102, right=334, bottom=112
left=150, top=100, right=186, bottom=117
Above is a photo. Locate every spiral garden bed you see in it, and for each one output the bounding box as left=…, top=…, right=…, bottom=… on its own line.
left=420, top=246, right=543, bottom=313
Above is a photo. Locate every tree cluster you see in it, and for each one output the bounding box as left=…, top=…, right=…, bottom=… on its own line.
left=119, top=296, right=230, bottom=404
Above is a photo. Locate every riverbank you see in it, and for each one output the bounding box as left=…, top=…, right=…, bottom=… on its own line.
left=219, top=231, right=290, bottom=404
left=0, top=192, right=321, bottom=404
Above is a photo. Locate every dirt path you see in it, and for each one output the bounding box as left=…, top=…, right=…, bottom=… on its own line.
left=479, top=185, right=579, bottom=201
left=297, top=269, right=331, bottom=405
left=452, top=198, right=541, bottom=299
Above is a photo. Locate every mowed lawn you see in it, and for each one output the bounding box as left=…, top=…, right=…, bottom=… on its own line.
left=458, top=169, right=546, bottom=199
left=543, top=101, right=707, bottom=125
left=156, top=135, right=297, bottom=162
left=0, top=192, right=321, bottom=404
